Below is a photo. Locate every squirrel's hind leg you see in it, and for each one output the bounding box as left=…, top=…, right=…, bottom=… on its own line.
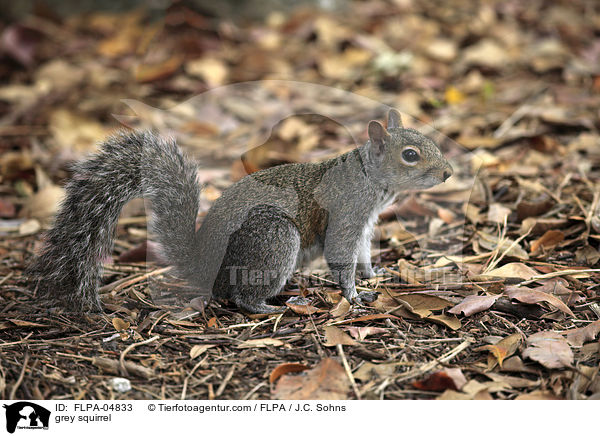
left=214, top=205, right=301, bottom=314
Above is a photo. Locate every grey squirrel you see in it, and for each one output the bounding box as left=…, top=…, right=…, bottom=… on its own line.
left=28, top=109, right=452, bottom=313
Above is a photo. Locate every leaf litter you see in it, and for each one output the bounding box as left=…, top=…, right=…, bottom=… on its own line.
left=0, top=0, right=599, bottom=400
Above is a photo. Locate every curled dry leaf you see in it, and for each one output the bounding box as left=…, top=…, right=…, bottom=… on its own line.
left=482, top=333, right=522, bottom=368
left=273, top=358, right=349, bottom=400
left=505, top=285, right=574, bottom=317
left=566, top=320, right=600, bottom=347
left=269, top=363, right=310, bottom=384
left=448, top=294, right=500, bottom=316
left=522, top=331, right=574, bottom=369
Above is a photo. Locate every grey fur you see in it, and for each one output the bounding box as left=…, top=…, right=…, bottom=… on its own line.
left=28, top=111, right=452, bottom=314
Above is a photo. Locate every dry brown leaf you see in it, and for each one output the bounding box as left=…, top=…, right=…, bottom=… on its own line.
left=426, top=314, right=462, bottom=331
left=566, top=320, right=600, bottom=347
left=530, top=230, right=565, bottom=253
left=505, top=285, right=574, bottom=317
left=323, top=326, right=358, bottom=346
left=285, top=302, right=319, bottom=315
left=575, top=245, right=600, bottom=266
left=189, top=344, right=215, bottom=359
left=346, top=326, right=386, bottom=341
left=334, top=313, right=401, bottom=324
left=353, top=362, right=402, bottom=382
left=238, top=338, right=285, bottom=348
left=7, top=319, right=50, bottom=328
left=483, top=333, right=522, bottom=368
left=185, top=57, right=228, bottom=87
left=477, top=232, right=529, bottom=260
left=516, top=195, right=555, bottom=220
left=269, top=363, right=310, bottom=384
left=329, top=298, right=351, bottom=318
left=413, top=368, right=467, bottom=392
left=273, top=358, right=349, bottom=400
left=487, top=203, right=511, bottom=224
left=135, top=55, right=183, bottom=83
left=49, top=109, right=106, bottom=152
left=522, top=331, right=574, bottom=369
left=515, top=391, right=562, bottom=400
left=378, top=293, right=461, bottom=330
left=21, top=184, right=64, bottom=223
left=484, top=263, right=538, bottom=280
left=448, top=294, right=500, bottom=316
left=112, top=317, right=130, bottom=331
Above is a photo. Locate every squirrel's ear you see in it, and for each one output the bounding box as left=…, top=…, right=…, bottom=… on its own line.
left=387, top=109, right=403, bottom=129
left=368, top=120, right=390, bottom=156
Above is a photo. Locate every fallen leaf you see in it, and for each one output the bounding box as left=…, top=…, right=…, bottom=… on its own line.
left=484, top=263, right=538, bottom=280
left=530, top=230, right=564, bottom=253
left=575, top=245, right=600, bottom=266
left=522, top=331, right=573, bottom=369
left=269, top=363, right=310, bottom=384
left=21, top=184, right=64, bottom=223
left=477, top=232, right=529, bottom=260
left=483, top=333, right=522, bottom=368
left=285, top=301, right=319, bottom=315
left=334, top=313, right=401, bottom=324
left=499, top=356, right=538, bottom=374
left=353, top=362, right=402, bottom=382
left=330, top=298, right=351, bottom=318
left=566, top=320, right=600, bottom=347
left=135, top=55, right=183, bottom=83
left=487, top=203, right=511, bottom=224
left=505, top=285, right=574, bottom=317
left=346, top=326, right=386, bottom=341
left=112, top=317, right=130, bottom=331
left=18, top=219, right=40, bottom=236
left=190, top=344, right=215, bottom=359
left=7, top=319, right=50, bottom=328
left=413, top=368, right=467, bottom=392
left=448, top=294, right=500, bottom=316
left=515, top=391, right=562, bottom=400
left=238, top=338, right=285, bottom=348
left=516, top=195, right=555, bottom=220
left=273, top=358, right=349, bottom=400
left=185, top=57, right=228, bottom=87
left=323, top=326, right=358, bottom=346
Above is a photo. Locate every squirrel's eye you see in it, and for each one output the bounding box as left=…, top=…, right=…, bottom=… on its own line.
left=401, top=148, right=420, bottom=164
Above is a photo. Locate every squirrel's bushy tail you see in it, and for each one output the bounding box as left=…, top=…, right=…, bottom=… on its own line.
left=28, top=131, right=200, bottom=311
